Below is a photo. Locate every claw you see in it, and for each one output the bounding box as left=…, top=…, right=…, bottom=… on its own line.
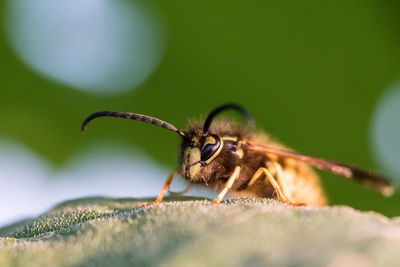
left=286, top=202, right=305, bottom=207
left=140, top=201, right=161, bottom=208
left=211, top=199, right=220, bottom=206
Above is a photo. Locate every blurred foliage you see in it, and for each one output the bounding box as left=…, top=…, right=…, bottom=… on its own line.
left=1, top=197, right=400, bottom=267
left=0, top=1, right=400, bottom=215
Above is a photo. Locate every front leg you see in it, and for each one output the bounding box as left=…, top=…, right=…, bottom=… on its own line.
left=154, top=170, right=176, bottom=203
left=142, top=171, right=175, bottom=207
left=212, top=166, right=241, bottom=205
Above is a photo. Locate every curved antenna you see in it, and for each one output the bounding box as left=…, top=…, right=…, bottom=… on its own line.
left=203, top=103, right=254, bottom=133
left=81, top=111, right=186, bottom=138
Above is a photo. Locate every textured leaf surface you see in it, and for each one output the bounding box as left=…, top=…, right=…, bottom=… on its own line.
left=1, top=197, right=400, bottom=267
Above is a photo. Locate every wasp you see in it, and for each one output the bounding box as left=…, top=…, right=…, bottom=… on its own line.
left=81, top=103, right=395, bottom=206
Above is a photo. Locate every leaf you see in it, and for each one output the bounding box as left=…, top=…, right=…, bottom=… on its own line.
left=1, top=197, right=400, bottom=267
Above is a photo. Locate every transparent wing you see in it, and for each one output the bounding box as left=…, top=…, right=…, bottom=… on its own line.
left=245, top=142, right=395, bottom=196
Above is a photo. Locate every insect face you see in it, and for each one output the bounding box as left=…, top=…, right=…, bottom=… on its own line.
left=182, top=134, right=224, bottom=183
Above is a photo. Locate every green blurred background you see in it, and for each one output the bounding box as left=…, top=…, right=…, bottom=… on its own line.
left=1, top=0, right=400, bottom=222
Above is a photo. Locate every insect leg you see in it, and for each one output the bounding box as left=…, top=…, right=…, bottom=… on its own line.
left=248, top=168, right=265, bottom=187
left=141, top=171, right=175, bottom=207
left=211, top=166, right=241, bottom=205
left=253, top=167, right=289, bottom=203
left=267, top=162, right=294, bottom=203
left=154, top=171, right=176, bottom=203
left=168, top=183, right=192, bottom=196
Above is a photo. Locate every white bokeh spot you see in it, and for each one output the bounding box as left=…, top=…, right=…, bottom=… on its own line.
left=0, top=141, right=166, bottom=226
left=4, top=0, right=165, bottom=94
left=371, top=83, right=400, bottom=184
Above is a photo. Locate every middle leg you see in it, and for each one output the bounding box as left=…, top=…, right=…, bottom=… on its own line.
left=248, top=166, right=292, bottom=203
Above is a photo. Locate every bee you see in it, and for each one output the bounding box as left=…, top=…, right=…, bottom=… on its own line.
left=81, top=103, right=395, bottom=206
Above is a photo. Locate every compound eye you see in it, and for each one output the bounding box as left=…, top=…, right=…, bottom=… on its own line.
left=201, top=136, right=222, bottom=163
